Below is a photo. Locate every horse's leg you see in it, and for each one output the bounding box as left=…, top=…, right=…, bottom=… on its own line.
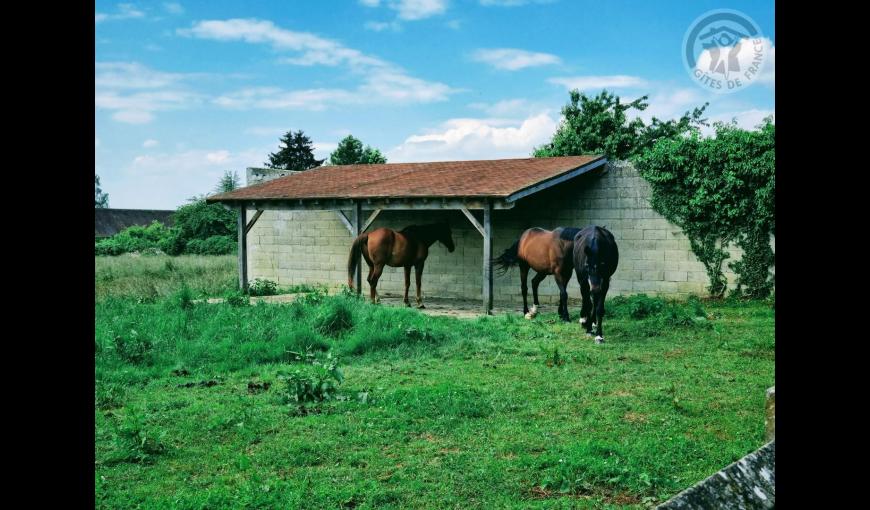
left=577, top=272, right=593, bottom=335
left=403, top=265, right=412, bottom=307
left=529, top=272, right=546, bottom=318
left=370, top=263, right=385, bottom=304
left=520, top=262, right=530, bottom=317
left=414, top=261, right=425, bottom=308
left=593, top=280, right=609, bottom=344
left=554, top=270, right=570, bottom=322
left=366, top=262, right=376, bottom=304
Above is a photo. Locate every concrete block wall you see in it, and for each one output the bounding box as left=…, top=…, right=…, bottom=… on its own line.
left=245, top=162, right=774, bottom=304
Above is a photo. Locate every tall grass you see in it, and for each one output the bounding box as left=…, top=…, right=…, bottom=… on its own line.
left=95, top=254, right=236, bottom=301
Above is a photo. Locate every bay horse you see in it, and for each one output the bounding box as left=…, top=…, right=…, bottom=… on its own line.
left=573, top=226, right=619, bottom=344
left=347, top=222, right=455, bottom=307
left=493, top=227, right=581, bottom=322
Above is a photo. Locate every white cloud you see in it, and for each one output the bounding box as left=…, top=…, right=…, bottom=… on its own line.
left=472, top=48, right=561, bottom=71
left=181, top=19, right=390, bottom=70
left=143, top=139, right=159, bottom=148
left=112, top=110, right=154, bottom=124
left=359, top=0, right=447, bottom=31
left=95, top=62, right=183, bottom=89
left=548, top=75, right=648, bottom=90
left=628, top=88, right=707, bottom=123
left=214, top=72, right=454, bottom=111
left=386, top=112, right=558, bottom=162
left=391, top=0, right=448, bottom=20
left=468, top=98, right=552, bottom=117
left=190, top=19, right=457, bottom=109
left=480, top=0, right=556, bottom=5
left=164, top=2, right=184, bottom=14
left=313, top=142, right=338, bottom=160
left=95, top=62, right=202, bottom=124
left=365, top=21, right=401, bottom=32
left=95, top=3, right=145, bottom=23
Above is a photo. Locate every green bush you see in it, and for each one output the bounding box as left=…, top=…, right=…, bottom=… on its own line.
left=186, top=235, right=235, bottom=255
left=248, top=278, right=279, bottom=296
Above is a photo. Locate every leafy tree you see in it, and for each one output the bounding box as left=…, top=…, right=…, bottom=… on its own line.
left=634, top=118, right=775, bottom=298
left=266, top=130, right=324, bottom=171
left=95, top=174, right=109, bottom=208
left=533, top=90, right=708, bottom=160
left=329, top=135, right=388, bottom=165
left=214, top=170, right=240, bottom=194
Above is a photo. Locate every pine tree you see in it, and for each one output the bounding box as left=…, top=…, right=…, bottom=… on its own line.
left=265, top=130, right=325, bottom=171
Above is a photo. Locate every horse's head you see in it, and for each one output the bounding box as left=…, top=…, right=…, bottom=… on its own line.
left=437, top=221, right=455, bottom=252
left=583, top=238, right=605, bottom=295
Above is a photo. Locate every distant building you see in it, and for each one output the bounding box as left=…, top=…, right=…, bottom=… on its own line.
left=94, top=208, right=176, bottom=239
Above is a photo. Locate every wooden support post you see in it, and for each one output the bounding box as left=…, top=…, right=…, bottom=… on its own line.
left=237, top=206, right=248, bottom=292
left=352, top=201, right=362, bottom=294
left=482, top=200, right=493, bottom=315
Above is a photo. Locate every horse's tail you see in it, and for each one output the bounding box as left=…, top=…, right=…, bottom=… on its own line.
left=347, top=233, right=368, bottom=289
left=493, top=239, right=521, bottom=276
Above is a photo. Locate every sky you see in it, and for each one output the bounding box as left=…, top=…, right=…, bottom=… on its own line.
left=95, top=0, right=775, bottom=209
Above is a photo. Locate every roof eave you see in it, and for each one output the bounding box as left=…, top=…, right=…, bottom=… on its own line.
left=504, top=156, right=607, bottom=204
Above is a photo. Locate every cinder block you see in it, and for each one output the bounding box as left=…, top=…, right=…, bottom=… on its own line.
left=664, top=271, right=688, bottom=282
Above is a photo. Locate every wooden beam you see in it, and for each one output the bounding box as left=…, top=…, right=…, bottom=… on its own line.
left=237, top=207, right=248, bottom=292
left=334, top=210, right=353, bottom=234
left=482, top=200, right=493, bottom=315
left=352, top=201, right=362, bottom=293
left=460, top=207, right=485, bottom=237
left=213, top=198, right=515, bottom=212
left=362, top=208, right=382, bottom=233
left=244, top=210, right=264, bottom=235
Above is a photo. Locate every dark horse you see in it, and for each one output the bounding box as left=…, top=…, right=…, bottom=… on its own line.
left=493, top=227, right=581, bottom=321
left=347, top=222, right=455, bottom=307
left=573, top=226, right=619, bottom=343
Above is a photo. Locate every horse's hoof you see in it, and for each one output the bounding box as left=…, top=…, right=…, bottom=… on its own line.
left=404, top=302, right=412, bottom=307
left=524, top=313, right=533, bottom=320
left=594, top=336, right=604, bottom=344
left=417, top=304, right=426, bottom=309
left=585, top=331, right=593, bottom=337
left=579, top=318, right=587, bottom=325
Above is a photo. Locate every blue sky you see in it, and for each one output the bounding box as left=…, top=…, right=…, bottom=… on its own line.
left=95, top=1, right=775, bottom=209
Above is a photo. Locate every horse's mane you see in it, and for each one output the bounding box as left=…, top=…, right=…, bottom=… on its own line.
left=558, top=227, right=583, bottom=241
left=399, top=223, right=441, bottom=240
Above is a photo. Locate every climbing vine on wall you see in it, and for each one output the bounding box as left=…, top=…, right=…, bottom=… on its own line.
left=634, top=118, right=775, bottom=298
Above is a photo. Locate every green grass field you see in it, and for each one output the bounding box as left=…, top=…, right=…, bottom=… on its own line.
left=95, top=255, right=775, bottom=509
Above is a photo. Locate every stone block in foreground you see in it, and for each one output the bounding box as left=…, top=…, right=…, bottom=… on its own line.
left=656, top=440, right=775, bottom=509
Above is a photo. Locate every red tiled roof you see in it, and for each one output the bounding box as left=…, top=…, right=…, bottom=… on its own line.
left=207, top=155, right=604, bottom=203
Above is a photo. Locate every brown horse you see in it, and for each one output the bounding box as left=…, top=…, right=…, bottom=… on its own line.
left=347, top=222, right=455, bottom=307
left=493, top=227, right=582, bottom=321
